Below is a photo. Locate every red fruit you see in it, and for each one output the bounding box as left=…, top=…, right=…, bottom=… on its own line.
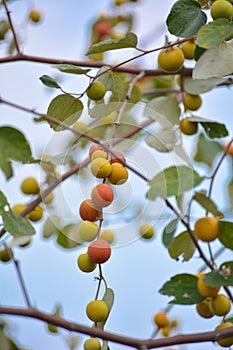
left=88, top=239, right=111, bottom=264
left=94, top=20, right=112, bottom=38
left=79, top=199, right=101, bottom=221
left=89, top=145, right=104, bottom=158
left=91, top=184, right=114, bottom=208
left=111, top=150, right=126, bottom=164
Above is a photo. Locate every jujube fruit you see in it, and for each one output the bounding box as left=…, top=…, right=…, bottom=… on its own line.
left=180, top=40, right=196, bottom=60
left=79, top=200, right=101, bottom=222
left=86, top=299, right=109, bottom=323
left=183, top=93, right=202, bottom=111
left=77, top=253, right=97, bottom=273
left=215, top=322, right=233, bottom=347
left=211, top=0, right=233, bottom=20
left=78, top=221, right=99, bottom=242
left=28, top=205, right=43, bottom=222
left=91, top=183, right=114, bottom=208
left=29, top=9, right=42, bottom=23
left=158, top=46, right=184, bottom=73
left=94, top=20, right=112, bottom=38
left=139, top=223, right=155, bottom=239
left=194, top=216, right=219, bottom=242
left=107, top=163, right=128, bottom=185
left=88, top=239, right=111, bottom=264
left=21, top=177, right=40, bottom=195
left=90, top=158, right=112, bottom=178
left=91, top=150, right=108, bottom=160
left=84, top=337, right=101, bottom=350
left=180, top=117, right=198, bottom=136
left=197, top=272, right=220, bottom=297
left=153, top=311, right=169, bottom=328
left=100, top=229, right=115, bottom=244
left=89, top=145, right=104, bottom=158
left=111, top=151, right=126, bottom=164
left=86, top=82, right=106, bottom=101
left=209, top=294, right=231, bottom=316
left=196, top=299, right=214, bottom=319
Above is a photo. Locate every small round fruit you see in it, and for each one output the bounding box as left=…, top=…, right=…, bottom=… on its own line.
left=86, top=82, right=106, bottom=101
left=223, top=141, right=233, bottom=156
left=91, top=184, right=114, bottom=208
left=183, top=93, right=202, bottom=111
left=196, top=299, right=214, bottom=319
left=215, top=322, right=233, bottom=347
left=211, top=0, right=233, bottom=20
left=29, top=205, right=43, bottom=222
left=107, top=163, right=128, bottom=185
left=161, top=325, right=171, bottom=337
left=88, top=239, right=111, bottom=264
left=92, top=150, right=108, bottom=160
left=78, top=221, right=99, bottom=242
left=197, top=273, right=220, bottom=297
left=0, top=248, right=13, bottom=263
left=158, top=46, right=184, bottom=73
left=77, top=253, right=97, bottom=273
left=139, top=223, right=155, bottom=240
left=86, top=299, right=109, bottom=323
left=90, top=158, right=112, bottom=178
left=21, top=177, right=39, bottom=195
left=79, top=200, right=101, bottom=222
left=12, top=204, right=27, bottom=215
left=111, top=151, right=126, bottom=164
left=43, top=192, right=54, bottom=204
left=89, top=145, right=104, bottom=158
left=84, top=337, right=101, bottom=350
left=194, top=216, right=219, bottom=242
left=181, top=40, right=197, bottom=60
left=94, top=20, right=112, bottom=38
left=180, top=117, right=198, bottom=136
left=29, top=9, right=42, bottom=23
left=100, top=229, right=115, bottom=244
left=153, top=311, right=169, bottom=328
left=209, top=294, right=231, bottom=316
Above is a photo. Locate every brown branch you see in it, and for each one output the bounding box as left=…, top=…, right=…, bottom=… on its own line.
left=1, top=0, right=21, bottom=54
left=0, top=306, right=233, bottom=349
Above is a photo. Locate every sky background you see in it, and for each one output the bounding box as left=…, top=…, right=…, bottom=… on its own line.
left=0, top=1, right=233, bottom=350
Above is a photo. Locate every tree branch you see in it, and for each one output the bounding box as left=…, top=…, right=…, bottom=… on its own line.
left=1, top=0, right=21, bottom=54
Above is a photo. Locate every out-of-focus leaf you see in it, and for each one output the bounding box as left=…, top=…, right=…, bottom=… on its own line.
left=146, top=128, right=179, bottom=153
left=56, top=223, right=81, bottom=249
left=97, top=288, right=114, bottom=330
left=194, top=132, right=222, bottom=168
left=168, top=231, right=196, bottom=262
left=183, top=76, right=225, bottom=95
left=218, top=221, right=233, bottom=250
left=193, top=191, right=224, bottom=217
left=162, top=219, right=179, bottom=248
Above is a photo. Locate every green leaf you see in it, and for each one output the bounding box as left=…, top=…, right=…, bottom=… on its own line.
left=197, top=19, right=233, bottom=49
left=189, top=116, right=228, bottom=139
left=0, top=20, right=10, bottom=40
left=39, top=75, right=60, bottom=89
left=0, top=191, right=35, bottom=237
left=193, top=132, right=222, bottom=168
left=193, top=191, right=224, bottom=217
left=96, top=66, right=124, bottom=103
left=86, top=32, right=138, bottom=55
left=0, top=328, right=11, bottom=350
left=144, top=96, right=181, bottom=127
left=147, top=166, right=204, bottom=200
left=56, top=223, right=81, bottom=249
left=168, top=231, right=196, bottom=262
left=97, top=288, right=114, bottom=330
left=204, top=261, right=233, bottom=287
left=43, top=215, right=61, bottom=239
left=47, top=304, right=62, bottom=333
left=162, top=219, right=179, bottom=248
left=159, top=273, right=204, bottom=304
left=52, top=64, right=91, bottom=75
left=227, top=176, right=233, bottom=212
left=183, top=76, right=225, bottom=95
left=193, top=41, right=233, bottom=79
left=166, top=0, right=207, bottom=37
left=145, top=129, right=179, bottom=153
left=218, top=221, right=233, bottom=250
left=0, top=127, right=32, bottom=179
left=47, top=94, right=83, bottom=131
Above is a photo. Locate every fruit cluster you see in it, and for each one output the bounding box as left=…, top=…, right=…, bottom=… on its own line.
left=153, top=311, right=178, bottom=337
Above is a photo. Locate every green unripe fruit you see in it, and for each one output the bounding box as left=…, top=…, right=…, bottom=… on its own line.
left=77, top=253, right=97, bottom=273
left=86, top=299, right=109, bottom=322
left=84, top=337, right=101, bottom=350
left=183, top=93, right=202, bottom=111
left=78, top=221, right=99, bottom=242
left=0, top=248, right=13, bottom=263
left=209, top=294, right=231, bottom=316
left=21, top=177, right=40, bottom=195
left=211, top=0, right=233, bottom=20
left=90, top=158, right=112, bottom=178
left=180, top=117, right=198, bottom=136
left=86, top=82, right=106, bottom=101
left=139, top=223, right=155, bottom=239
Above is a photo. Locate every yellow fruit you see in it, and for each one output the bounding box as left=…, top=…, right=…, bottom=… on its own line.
left=215, top=322, right=233, bottom=347
left=90, top=158, right=112, bottom=178
left=197, top=273, right=220, bottom=297
left=107, top=163, right=128, bottom=185
left=78, top=221, right=99, bottom=242
left=100, top=229, right=115, bottom=244
left=12, top=204, right=27, bottom=215
left=139, top=223, right=155, bottom=239
left=84, top=337, right=101, bottom=350
left=0, top=248, right=13, bottom=263
left=161, top=325, right=171, bottom=337
left=181, top=41, right=196, bottom=60
left=77, top=253, right=97, bottom=273
left=91, top=150, right=108, bottom=160
left=183, top=93, right=202, bottom=111
left=180, top=117, right=198, bottom=136
left=86, top=300, right=109, bottom=323
left=209, top=294, right=231, bottom=316
left=86, top=82, right=106, bottom=101
left=196, top=299, right=214, bottom=319
left=158, top=46, right=184, bottom=73
left=29, top=9, right=42, bottom=23
left=21, top=177, right=40, bottom=195
left=43, top=192, right=54, bottom=204
left=154, top=311, right=169, bottom=328
left=194, top=216, right=219, bottom=242
left=211, top=0, right=233, bottom=20
left=28, top=205, right=43, bottom=222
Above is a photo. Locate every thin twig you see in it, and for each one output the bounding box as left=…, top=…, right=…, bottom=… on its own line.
left=2, top=0, right=21, bottom=54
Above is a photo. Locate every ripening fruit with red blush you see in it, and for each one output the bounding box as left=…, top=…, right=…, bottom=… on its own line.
left=111, top=150, right=126, bottom=164
left=91, top=184, right=114, bottom=208
left=89, top=145, right=104, bottom=158
left=79, top=199, right=101, bottom=221
left=88, top=239, right=111, bottom=264
left=94, top=20, right=112, bottom=38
